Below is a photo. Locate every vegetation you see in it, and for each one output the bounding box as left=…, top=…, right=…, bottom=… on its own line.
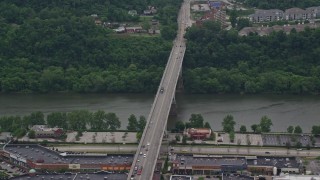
left=294, top=125, right=303, bottom=134
left=0, top=110, right=124, bottom=136
left=184, top=21, right=320, bottom=94
left=0, top=0, right=182, bottom=93
left=127, top=114, right=146, bottom=132
left=234, top=0, right=320, bottom=10
left=222, top=115, right=236, bottom=133
left=240, top=125, right=247, bottom=133
left=287, top=126, right=294, bottom=133
left=260, top=116, right=273, bottom=132
left=312, top=125, right=320, bottom=136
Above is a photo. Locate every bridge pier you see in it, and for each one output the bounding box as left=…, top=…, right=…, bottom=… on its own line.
left=176, top=70, right=184, bottom=92
left=169, top=96, right=178, bottom=116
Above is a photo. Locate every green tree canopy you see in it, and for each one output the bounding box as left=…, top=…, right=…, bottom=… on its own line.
left=287, top=126, right=294, bottom=134
left=175, top=120, right=185, bottom=132
left=240, top=125, right=247, bottom=133
left=260, top=116, right=273, bottom=132
left=294, top=125, right=303, bottom=134
left=137, top=115, right=146, bottom=132
left=222, top=115, right=236, bottom=133
left=189, top=114, right=204, bottom=128
left=127, top=114, right=138, bottom=131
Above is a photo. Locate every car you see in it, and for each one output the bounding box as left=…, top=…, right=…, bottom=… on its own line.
left=139, top=152, right=143, bottom=155
left=146, top=148, right=148, bottom=151
left=143, top=155, right=146, bottom=158
left=160, top=87, right=164, bottom=93
left=147, top=142, right=150, bottom=146
left=265, top=152, right=270, bottom=154
left=297, top=149, right=303, bottom=151
left=137, top=159, right=140, bottom=162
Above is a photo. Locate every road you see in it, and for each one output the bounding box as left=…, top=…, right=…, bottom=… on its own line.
left=127, top=0, right=191, bottom=179
left=53, top=145, right=320, bottom=157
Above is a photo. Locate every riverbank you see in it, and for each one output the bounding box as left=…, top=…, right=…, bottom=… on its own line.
left=1, top=93, right=319, bottom=132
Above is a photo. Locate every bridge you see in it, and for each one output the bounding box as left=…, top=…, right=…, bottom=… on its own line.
left=127, top=0, right=191, bottom=179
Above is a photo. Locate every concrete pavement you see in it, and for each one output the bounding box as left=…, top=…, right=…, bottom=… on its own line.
left=52, top=145, right=320, bottom=157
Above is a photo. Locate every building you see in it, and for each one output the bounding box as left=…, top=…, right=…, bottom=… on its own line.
left=196, top=9, right=227, bottom=27
left=249, top=6, right=319, bottom=23
left=306, top=6, right=320, bottom=18
left=0, top=144, right=133, bottom=172
left=208, top=1, right=225, bottom=10
left=273, top=175, right=320, bottom=180
left=246, top=156, right=301, bottom=175
left=170, top=175, right=193, bottom=180
left=238, top=23, right=319, bottom=36
left=125, top=26, right=143, bottom=33
left=184, top=128, right=212, bottom=140
left=171, top=155, right=301, bottom=176
left=0, top=132, right=12, bottom=143
left=30, top=125, right=64, bottom=138
left=249, top=9, right=284, bottom=23
left=11, top=172, right=127, bottom=180
left=172, top=155, right=247, bottom=175
left=128, top=10, right=138, bottom=16
left=284, top=8, right=312, bottom=20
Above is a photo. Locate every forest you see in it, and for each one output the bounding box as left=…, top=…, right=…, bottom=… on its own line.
left=0, top=0, right=181, bottom=93
left=183, top=21, right=320, bottom=94
left=234, top=0, right=320, bottom=9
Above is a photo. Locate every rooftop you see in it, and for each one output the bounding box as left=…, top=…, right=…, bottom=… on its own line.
left=4, top=144, right=133, bottom=165
left=170, top=175, right=192, bottom=180
left=10, top=172, right=127, bottom=180
left=174, top=154, right=246, bottom=167
left=247, top=156, right=300, bottom=169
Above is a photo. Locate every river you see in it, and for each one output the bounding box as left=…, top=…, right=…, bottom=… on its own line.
left=0, top=93, right=319, bottom=132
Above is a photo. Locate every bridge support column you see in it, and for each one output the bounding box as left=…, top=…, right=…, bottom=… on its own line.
left=169, top=96, right=178, bottom=116
left=176, top=69, right=184, bottom=92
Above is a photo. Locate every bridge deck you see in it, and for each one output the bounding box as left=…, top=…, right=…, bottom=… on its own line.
left=127, top=0, right=191, bottom=179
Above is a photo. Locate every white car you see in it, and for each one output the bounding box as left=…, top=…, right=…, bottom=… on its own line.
left=143, top=155, right=146, bottom=158
left=147, top=142, right=150, bottom=146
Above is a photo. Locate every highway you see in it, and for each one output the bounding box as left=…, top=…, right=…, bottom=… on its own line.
left=53, top=145, right=320, bottom=157
left=127, top=0, right=191, bottom=179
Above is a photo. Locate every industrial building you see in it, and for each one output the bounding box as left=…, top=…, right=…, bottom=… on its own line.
left=0, top=144, right=133, bottom=172
left=171, top=154, right=302, bottom=176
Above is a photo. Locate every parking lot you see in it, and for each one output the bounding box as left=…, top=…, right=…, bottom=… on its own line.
left=67, top=132, right=137, bottom=143
left=262, top=134, right=311, bottom=147
left=0, top=161, right=25, bottom=177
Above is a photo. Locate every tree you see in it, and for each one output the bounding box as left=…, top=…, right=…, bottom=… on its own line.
left=67, top=110, right=92, bottom=131
left=175, top=121, right=185, bottom=132
left=222, top=115, right=236, bottom=133
left=296, top=142, right=302, bottom=149
left=137, top=116, right=146, bottom=132
left=92, top=110, right=108, bottom=131
left=182, top=135, right=187, bottom=144
left=229, top=131, right=235, bottom=143
left=294, top=125, right=303, bottom=134
left=189, top=114, right=204, bottom=128
left=287, top=126, right=294, bottom=134
left=28, top=130, right=36, bottom=139
left=240, top=125, right=247, bottom=133
left=311, top=125, right=320, bottom=136
left=259, top=116, right=273, bottom=132
left=204, top=122, right=211, bottom=129
left=106, top=113, right=121, bottom=131
left=229, top=7, right=238, bottom=28
left=47, top=112, right=67, bottom=129
left=251, top=124, right=259, bottom=133
left=136, top=132, right=142, bottom=141
left=25, top=111, right=45, bottom=126
left=127, top=114, right=138, bottom=131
